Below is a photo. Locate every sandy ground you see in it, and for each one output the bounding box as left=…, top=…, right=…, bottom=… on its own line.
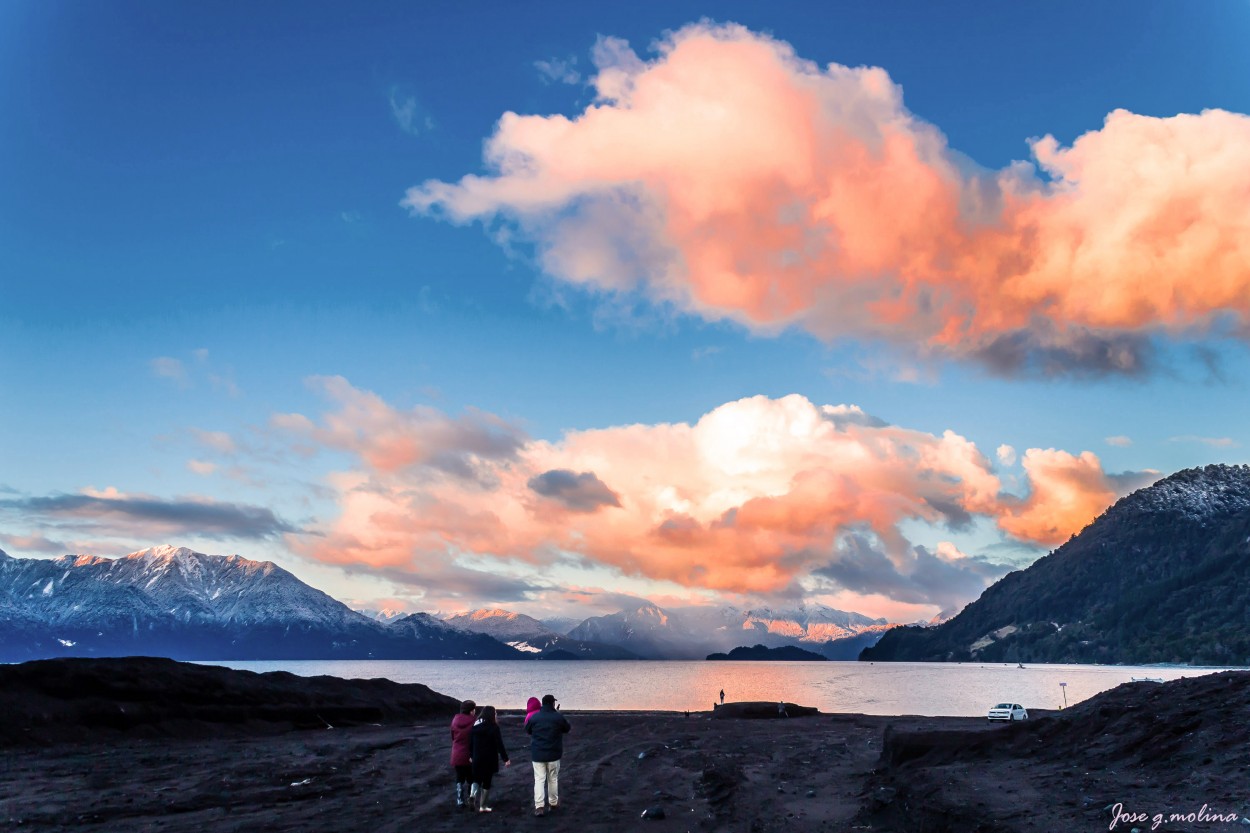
left=1, top=660, right=1247, bottom=833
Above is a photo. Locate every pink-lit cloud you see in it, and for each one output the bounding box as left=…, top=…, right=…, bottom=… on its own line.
left=995, top=449, right=1159, bottom=545
left=279, top=380, right=1148, bottom=610
left=405, top=23, right=1250, bottom=376
left=273, top=376, right=525, bottom=480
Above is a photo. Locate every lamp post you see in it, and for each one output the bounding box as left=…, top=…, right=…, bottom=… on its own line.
left=1059, top=682, right=1068, bottom=709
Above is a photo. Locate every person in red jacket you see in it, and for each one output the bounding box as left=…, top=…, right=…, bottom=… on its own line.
left=449, top=699, right=476, bottom=809
left=523, top=696, right=541, bottom=725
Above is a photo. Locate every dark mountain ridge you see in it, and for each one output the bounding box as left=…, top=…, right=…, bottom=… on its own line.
left=706, top=644, right=828, bottom=661
left=862, top=464, right=1250, bottom=665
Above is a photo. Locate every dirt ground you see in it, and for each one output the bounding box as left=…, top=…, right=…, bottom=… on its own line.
left=1, top=660, right=1247, bottom=833
left=0, top=710, right=968, bottom=833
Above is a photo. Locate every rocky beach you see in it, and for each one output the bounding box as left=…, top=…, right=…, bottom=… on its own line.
left=1, top=658, right=1247, bottom=833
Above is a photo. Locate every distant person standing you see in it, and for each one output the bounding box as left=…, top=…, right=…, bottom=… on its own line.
left=777, top=701, right=789, bottom=718
left=449, top=699, right=477, bottom=809
left=469, top=706, right=510, bottom=813
left=526, top=693, right=571, bottom=817
left=719, top=688, right=725, bottom=705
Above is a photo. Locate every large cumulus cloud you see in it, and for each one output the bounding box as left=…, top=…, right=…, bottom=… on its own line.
left=279, top=378, right=1154, bottom=611
left=405, top=23, right=1250, bottom=376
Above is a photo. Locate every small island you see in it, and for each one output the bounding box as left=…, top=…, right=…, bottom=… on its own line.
left=705, top=644, right=828, bottom=661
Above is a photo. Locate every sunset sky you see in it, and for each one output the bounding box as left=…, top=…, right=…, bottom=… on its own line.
left=4, top=1, right=1250, bottom=623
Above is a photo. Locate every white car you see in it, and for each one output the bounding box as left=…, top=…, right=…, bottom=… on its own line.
left=987, top=703, right=1028, bottom=722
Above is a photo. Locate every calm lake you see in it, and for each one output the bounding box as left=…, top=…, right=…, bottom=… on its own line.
left=199, top=659, right=1243, bottom=716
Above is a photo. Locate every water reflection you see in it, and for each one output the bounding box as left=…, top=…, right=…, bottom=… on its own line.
left=203, top=659, right=1242, bottom=715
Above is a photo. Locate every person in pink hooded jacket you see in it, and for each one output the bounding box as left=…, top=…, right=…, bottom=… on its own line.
left=449, top=700, right=476, bottom=809
left=523, top=696, right=541, bottom=726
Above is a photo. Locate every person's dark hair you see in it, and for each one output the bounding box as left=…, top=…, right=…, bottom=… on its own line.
left=479, top=705, right=497, bottom=724
left=541, top=694, right=556, bottom=706
left=460, top=699, right=477, bottom=714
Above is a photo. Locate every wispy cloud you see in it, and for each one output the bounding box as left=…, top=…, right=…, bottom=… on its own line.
left=388, top=87, right=434, bottom=136
left=191, top=429, right=238, bottom=455
left=0, top=488, right=298, bottom=541
left=1168, top=434, right=1238, bottom=448
left=1105, top=435, right=1133, bottom=447
left=275, top=375, right=527, bottom=478
left=150, top=357, right=189, bottom=387
left=691, top=345, right=722, bottom=361
left=186, top=459, right=217, bottom=476
left=0, top=533, right=68, bottom=555
left=406, top=22, right=1250, bottom=378
left=535, top=56, right=581, bottom=85
left=149, top=350, right=241, bottom=396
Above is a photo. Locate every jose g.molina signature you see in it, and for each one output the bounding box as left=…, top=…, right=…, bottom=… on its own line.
left=1108, top=802, right=1241, bottom=830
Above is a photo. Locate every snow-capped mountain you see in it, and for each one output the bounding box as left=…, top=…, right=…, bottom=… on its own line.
left=0, top=545, right=523, bottom=662
left=382, top=613, right=523, bottom=659
left=864, top=464, right=1250, bottom=665
left=742, top=604, right=889, bottom=642
left=538, top=616, right=581, bottom=636
left=567, top=603, right=895, bottom=659
left=357, top=607, right=409, bottom=624
left=443, top=608, right=558, bottom=641
left=443, top=608, right=640, bottom=659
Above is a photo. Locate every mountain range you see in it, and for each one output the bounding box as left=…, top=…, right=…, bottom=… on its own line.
left=564, top=603, right=891, bottom=659
left=0, top=545, right=521, bottom=662
left=440, top=608, right=640, bottom=659
left=0, top=545, right=893, bottom=662
left=861, top=464, right=1250, bottom=666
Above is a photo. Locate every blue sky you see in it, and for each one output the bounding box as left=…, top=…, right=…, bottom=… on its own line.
left=3, top=1, right=1249, bottom=621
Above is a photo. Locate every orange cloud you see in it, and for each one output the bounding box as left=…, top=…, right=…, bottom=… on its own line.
left=996, top=449, right=1119, bottom=545
left=280, top=381, right=1140, bottom=605
left=405, top=23, right=1250, bottom=375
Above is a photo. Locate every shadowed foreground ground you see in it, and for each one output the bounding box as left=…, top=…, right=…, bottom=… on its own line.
left=1, top=659, right=1246, bottom=833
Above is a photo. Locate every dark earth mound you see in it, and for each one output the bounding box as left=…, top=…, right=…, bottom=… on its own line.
left=0, top=656, right=458, bottom=746
left=859, top=670, right=1250, bottom=832
left=710, top=700, right=820, bottom=719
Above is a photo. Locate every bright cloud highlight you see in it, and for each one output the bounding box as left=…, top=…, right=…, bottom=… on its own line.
left=280, top=379, right=1151, bottom=611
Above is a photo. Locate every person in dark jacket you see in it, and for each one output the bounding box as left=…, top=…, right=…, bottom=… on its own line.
left=468, top=705, right=510, bottom=812
left=525, top=693, right=571, bottom=816
left=449, top=700, right=476, bottom=809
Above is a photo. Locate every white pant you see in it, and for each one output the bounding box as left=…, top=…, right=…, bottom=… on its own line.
left=532, top=760, right=561, bottom=808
